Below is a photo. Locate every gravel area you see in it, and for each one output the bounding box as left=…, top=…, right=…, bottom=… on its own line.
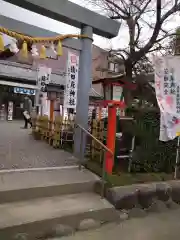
left=0, top=121, right=77, bottom=169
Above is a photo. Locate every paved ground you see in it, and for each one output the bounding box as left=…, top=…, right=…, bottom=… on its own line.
left=60, top=209, right=180, bottom=240
left=0, top=121, right=77, bottom=169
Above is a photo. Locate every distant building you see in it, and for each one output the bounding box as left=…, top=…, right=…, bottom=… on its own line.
left=0, top=43, right=122, bottom=118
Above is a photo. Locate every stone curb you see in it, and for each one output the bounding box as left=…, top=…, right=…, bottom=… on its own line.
left=14, top=180, right=180, bottom=239
left=14, top=203, right=180, bottom=240
left=106, top=180, right=180, bottom=210
left=14, top=219, right=104, bottom=240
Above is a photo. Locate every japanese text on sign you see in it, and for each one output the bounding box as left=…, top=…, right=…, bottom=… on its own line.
left=64, top=52, right=79, bottom=109
left=37, top=66, right=51, bottom=93
left=154, top=56, right=180, bottom=141
left=169, top=68, right=176, bottom=95
left=164, top=68, right=169, bottom=95
left=177, top=86, right=180, bottom=113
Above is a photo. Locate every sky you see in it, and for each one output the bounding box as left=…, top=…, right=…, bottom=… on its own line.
left=0, top=0, right=115, bottom=49
left=0, top=0, right=180, bottom=51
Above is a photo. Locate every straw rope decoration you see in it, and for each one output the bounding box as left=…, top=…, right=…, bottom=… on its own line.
left=0, top=26, right=89, bottom=58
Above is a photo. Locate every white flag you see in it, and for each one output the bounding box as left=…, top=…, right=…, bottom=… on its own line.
left=154, top=56, right=180, bottom=141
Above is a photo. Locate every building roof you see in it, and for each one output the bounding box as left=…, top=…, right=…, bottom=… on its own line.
left=89, top=87, right=103, bottom=99
left=93, top=74, right=124, bottom=84
left=92, top=74, right=136, bottom=90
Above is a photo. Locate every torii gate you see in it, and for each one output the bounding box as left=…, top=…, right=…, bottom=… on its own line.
left=2, top=0, right=120, bottom=159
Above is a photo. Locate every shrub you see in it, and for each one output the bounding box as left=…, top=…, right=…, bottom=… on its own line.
left=121, top=107, right=177, bottom=173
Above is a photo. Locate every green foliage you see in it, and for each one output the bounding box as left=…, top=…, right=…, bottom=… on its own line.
left=176, top=27, right=180, bottom=37
left=122, top=107, right=177, bottom=173
left=85, top=161, right=173, bottom=187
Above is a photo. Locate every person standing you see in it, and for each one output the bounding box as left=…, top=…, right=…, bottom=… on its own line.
left=22, top=96, right=32, bottom=129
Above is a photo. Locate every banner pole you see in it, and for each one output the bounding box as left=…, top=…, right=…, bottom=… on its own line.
left=174, top=136, right=180, bottom=179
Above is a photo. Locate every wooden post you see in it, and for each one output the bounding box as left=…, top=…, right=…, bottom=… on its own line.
left=50, top=100, right=54, bottom=122
left=98, top=107, right=102, bottom=120
left=105, top=104, right=116, bottom=174
left=50, top=100, right=54, bottom=130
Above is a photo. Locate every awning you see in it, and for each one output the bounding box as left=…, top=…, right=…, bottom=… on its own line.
left=0, top=79, right=38, bottom=89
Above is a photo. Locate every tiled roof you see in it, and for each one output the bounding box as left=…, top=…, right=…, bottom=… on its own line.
left=89, top=88, right=103, bottom=98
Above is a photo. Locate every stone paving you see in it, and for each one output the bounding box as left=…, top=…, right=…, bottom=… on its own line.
left=0, top=121, right=77, bottom=169
left=59, top=209, right=180, bottom=240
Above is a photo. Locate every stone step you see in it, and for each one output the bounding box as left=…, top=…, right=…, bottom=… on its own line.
left=0, top=166, right=100, bottom=203
left=0, top=192, right=119, bottom=239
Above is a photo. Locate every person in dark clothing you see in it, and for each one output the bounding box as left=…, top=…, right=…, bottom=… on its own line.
left=23, top=111, right=32, bottom=128
left=22, top=96, right=32, bottom=129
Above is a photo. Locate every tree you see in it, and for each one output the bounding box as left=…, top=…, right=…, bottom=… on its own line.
left=87, top=0, right=180, bottom=105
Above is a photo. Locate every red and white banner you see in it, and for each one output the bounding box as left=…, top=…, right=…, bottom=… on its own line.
left=154, top=56, right=180, bottom=141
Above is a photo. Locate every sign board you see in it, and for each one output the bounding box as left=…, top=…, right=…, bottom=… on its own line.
left=37, top=66, right=51, bottom=93
left=112, top=85, right=125, bottom=116
left=36, top=66, right=51, bottom=106
left=64, top=52, right=79, bottom=109
left=14, top=87, right=36, bottom=95
left=0, top=104, right=5, bottom=121
left=113, top=85, right=123, bottom=101
left=7, top=101, right=13, bottom=121
left=154, top=56, right=180, bottom=141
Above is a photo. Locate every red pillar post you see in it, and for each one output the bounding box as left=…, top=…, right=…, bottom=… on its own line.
left=105, top=104, right=116, bottom=174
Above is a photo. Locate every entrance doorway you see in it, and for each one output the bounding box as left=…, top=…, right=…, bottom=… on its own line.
left=0, top=85, right=35, bottom=120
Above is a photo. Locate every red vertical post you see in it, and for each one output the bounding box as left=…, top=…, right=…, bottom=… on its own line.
left=105, top=104, right=116, bottom=174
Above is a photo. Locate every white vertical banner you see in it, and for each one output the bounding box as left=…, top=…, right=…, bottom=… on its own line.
left=113, top=85, right=123, bottom=101
left=7, top=102, right=13, bottom=121
left=64, top=51, right=79, bottom=109
left=41, top=93, right=49, bottom=116
left=36, top=66, right=51, bottom=107
left=154, top=56, right=180, bottom=141
left=37, top=66, right=51, bottom=92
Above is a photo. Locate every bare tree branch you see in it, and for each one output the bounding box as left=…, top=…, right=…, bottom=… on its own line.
left=134, top=21, right=142, bottom=45
left=86, top=0, right=180, bottom=104
left=105, top=0, right=130, bottom=19
left=134, top=0, right=152, bottom=21
left=133, top=0, right=162, bottom=61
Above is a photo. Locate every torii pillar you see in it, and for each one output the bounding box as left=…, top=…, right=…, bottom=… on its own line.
left=2, top=0, right=120, bottom=160
left=74, top=25, right=93, bottom=158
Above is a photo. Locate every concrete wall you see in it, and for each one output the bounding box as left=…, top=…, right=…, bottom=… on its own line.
left=92, top=45, right=124, bottom=82
left=6, top=45, right=79, bottom=75
left=2, top=44, right=122, bottom=89
left=0, top=60, right=66, bottom=85
left=6, top=44, right=110, bottom=82
left=92, top=45, right=109, bottom=81
left=92, top=82, right=104, bottom=97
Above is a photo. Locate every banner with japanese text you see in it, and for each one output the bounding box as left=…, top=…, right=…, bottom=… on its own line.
left=37, top=66, right=51, bottom=93
left=36, top=66, right=51, bottom=107
left=64, top=51, right=79, bottom=109
left=154, top=56, right=180, bottom=141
